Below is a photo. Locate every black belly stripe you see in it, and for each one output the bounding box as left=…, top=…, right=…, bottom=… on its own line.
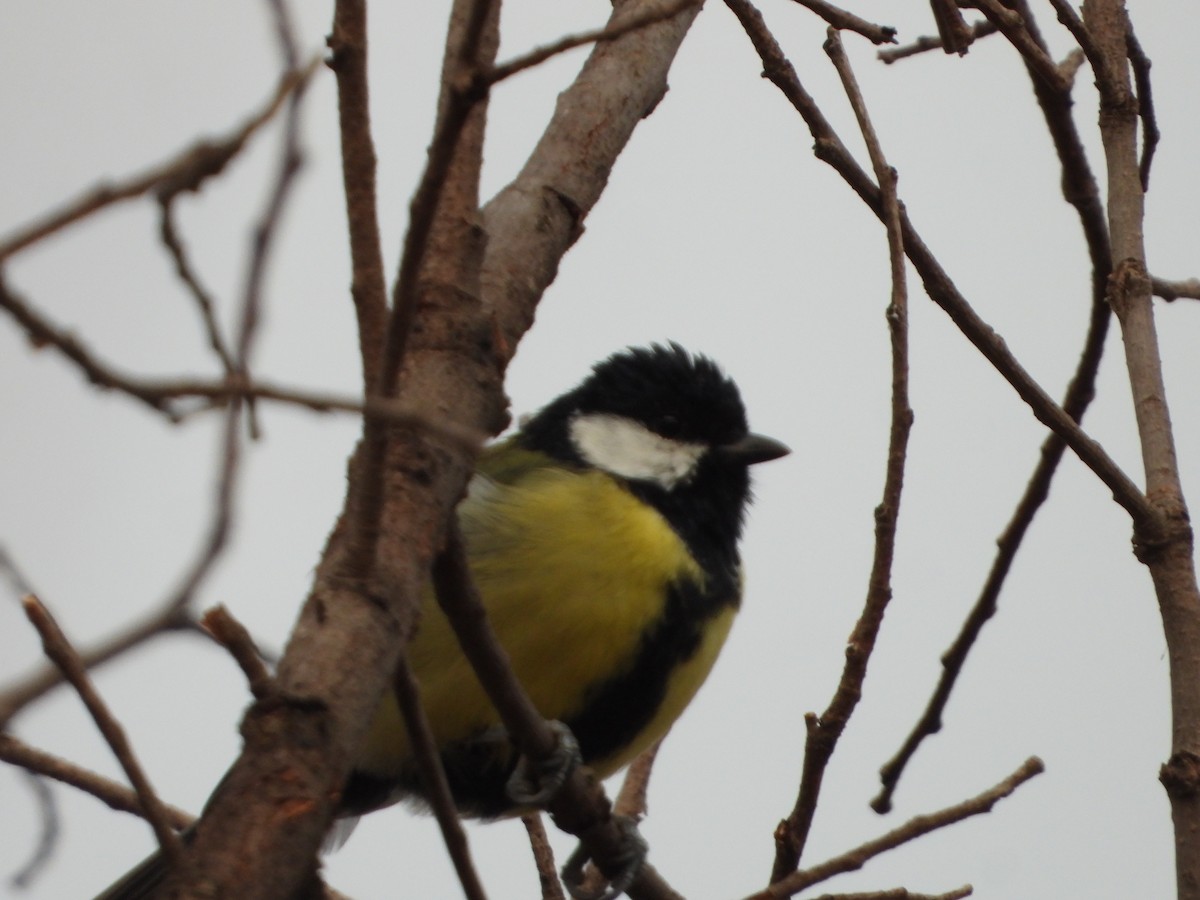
left=564, top=572, right=737, bottom=767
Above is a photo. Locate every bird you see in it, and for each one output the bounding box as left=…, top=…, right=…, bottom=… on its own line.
left=95, top=343, right=788, bottom=899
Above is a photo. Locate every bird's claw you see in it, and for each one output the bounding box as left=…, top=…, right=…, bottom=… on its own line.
left=561, top=815, right=648, bottom=900
left=505, top=720, right=582, bottom=807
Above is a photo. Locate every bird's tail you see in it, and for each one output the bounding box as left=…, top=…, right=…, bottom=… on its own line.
left=91, top=826, right=192, bottom=900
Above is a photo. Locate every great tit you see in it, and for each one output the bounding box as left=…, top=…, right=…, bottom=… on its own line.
left=95, top=343, right=788, bottom=898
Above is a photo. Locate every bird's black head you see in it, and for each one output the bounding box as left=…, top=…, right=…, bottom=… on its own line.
left=519, top=344, right=789, bottom=567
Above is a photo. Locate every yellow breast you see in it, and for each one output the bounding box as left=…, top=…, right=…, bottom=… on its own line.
left=356, top=466, right=734, bottom=781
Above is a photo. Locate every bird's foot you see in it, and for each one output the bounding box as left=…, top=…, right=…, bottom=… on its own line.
left=505, top=720, right=582, bottom=808
left=560, top=815, right=648, bottom=900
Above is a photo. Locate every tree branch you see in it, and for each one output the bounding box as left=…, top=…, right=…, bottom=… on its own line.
left=872, top=0, right=1117, bottom=812
left=21, top=598, right=185, bottom=867
left=726, top=0, right=1157, bottom=535
left=1081, top=6, right=1200, bottom=898
left=786, top=1, right=896, bottom=46
left=327, top=0, right=389, bottom=392
left=0, top=733, right=193, bottom=830
left=771, top=24, right=913, bottom=881
left=877, top=20, right=995, bottom=63
left=0, top=57, right=321, bottom=262
left=749, top=758, right=1043, bottom=899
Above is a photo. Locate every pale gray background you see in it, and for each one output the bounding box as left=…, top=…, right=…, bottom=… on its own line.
left=1, top=2, right=1197, bottom=898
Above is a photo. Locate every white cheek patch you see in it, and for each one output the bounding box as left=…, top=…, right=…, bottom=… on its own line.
left=568, top=413, right=707, bottom=489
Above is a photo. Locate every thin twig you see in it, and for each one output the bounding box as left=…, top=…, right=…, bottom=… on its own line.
left=376, top=3, right=494, bottom=399
left=725, top=0, right=1158, bottom=535
left=20, top=597, right=185, bottom=866
left=771, top=26, right=913, bottom=881
left=0, top=608, right=197, bottom=727
left=972, top=0, right=1069, bottom=91
left=200, top=606, right=275, bottom=700
left=9, top=769, right=58, bottom=889
left=0, top=733, right=193, bottom=829
left=0, top=276, right=486, bottom=444
left=231, top=28, right=310, bottom=442
left=327, top=0, right=389, bottom=391
left=1046, top=0, right=1124, bottom=109
left=872, top=0, right=1115, bottom=813
left=1125, top=24, right=1159, bottom=190
left=263, top=0, right=301, bottom=71
left=392, top=654, right=489, bottom=900
left=0, top=544, right=35, bottom=597
left=157, top=199, right=239, bottom=378
left=807, top=889, right=972, bottom=900
left=614, top=740, right=663, bottom=820
left=485, top=0, right=703, bottom=85
left=878, top=20, right=995, bottom=63
left=523, top=814, right=567, bottom=900
left=0, top=57, right=321, bottom=262
left=790, top=0, right=898, bottom=46
left=928, top=0, right=975, bottom=54
left=1153, top=276, right=1200, bottom=302
left=749, top=758, right=1043, bottom=899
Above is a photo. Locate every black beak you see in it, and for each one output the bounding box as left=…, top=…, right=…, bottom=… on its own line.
left=718, top=432, right=791, bottom=466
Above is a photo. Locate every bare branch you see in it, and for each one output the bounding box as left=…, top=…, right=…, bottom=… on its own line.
left=786, top=0, right=896, bottom=46
left=20, top=597, right=185, bottom=866
left=808, top=889, right=972, bottom=900
left=263, top=0, right=301, bottom=71
left=0, top=544, right=35, bottom=597
left=486, top=0, right=704, bottom=85
left=928, top=0, right=975, bottom=54
left=726, top=0, right=1157, bottom=536
left=1083, top=3, right=1200, bottom=895
left=0, top=733, right=193, bottom=830
left=391, top=653, right=489, bottom=900
left=522, top=814, right=567, bottom=900
left=749, top=758, right=1043, bottom=899
left=0, top=277, right=486, bottom=444
left=0, top=57, right=321, bottom=262
left=878, top=20, right=995, bottom=63
left=1125, top=25, right=1159, bottom=190
left=0, top=607, right=197, bottom=728
left=872, top=0, right=1116, bottom=812
left=771, top=25, right=913, bottom=881
left=614, top=740, right=663, bottom=820
left=200, top=606, right=275, bottom=701
left=1153, top=276, right=1200, bottom=302
left=973, top=0, right=1070, bottom=91
left=156, top=199, right=238, bottom=378
left=327, top=0, right=389, bottom=391
left=9, top=769, right=57, bottom=889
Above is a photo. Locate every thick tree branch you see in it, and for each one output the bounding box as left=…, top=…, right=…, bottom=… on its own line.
left=480, top=0, right=704, bottom=351
left=162, top=4, right=505, bottom=896
left=1081, top=6, right=1200, bottom=898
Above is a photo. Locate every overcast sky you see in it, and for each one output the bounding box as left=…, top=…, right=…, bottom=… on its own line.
left=2, top=2, right=1199, bottom=898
